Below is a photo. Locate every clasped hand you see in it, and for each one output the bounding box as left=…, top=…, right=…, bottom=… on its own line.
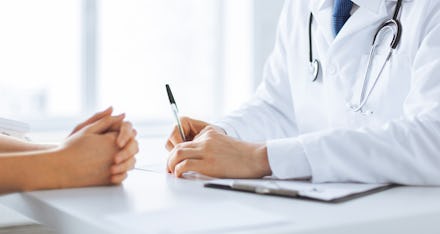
left=59, top=107, right=138, bottom=187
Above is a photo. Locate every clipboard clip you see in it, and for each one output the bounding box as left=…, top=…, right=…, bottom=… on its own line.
left=231, top=182, right=298, bottom=198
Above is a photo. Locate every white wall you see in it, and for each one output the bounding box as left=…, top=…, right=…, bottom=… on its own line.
left=221, top=0, right=285, bottom=115
left=253, top=0, right=285, bottom=89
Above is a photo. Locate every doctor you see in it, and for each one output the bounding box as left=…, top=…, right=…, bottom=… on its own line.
left=166, top=0, right=440, bottom=185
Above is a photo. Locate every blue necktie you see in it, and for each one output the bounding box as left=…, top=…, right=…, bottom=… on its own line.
left=332, top=0, right=353, bottom=36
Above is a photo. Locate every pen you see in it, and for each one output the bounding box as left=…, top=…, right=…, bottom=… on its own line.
left=166, top=84, right=186, bottom=142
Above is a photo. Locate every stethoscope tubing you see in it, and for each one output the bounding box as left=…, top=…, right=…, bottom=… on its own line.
left=308, top=0, right=403, bottom=114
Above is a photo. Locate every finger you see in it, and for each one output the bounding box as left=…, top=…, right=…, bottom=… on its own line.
left=132, top=129, right=138, bottom=137
left=166, top=125, right=183, bottom=150
left=165, top=117, right=210, bottom=151
left=165, top=138, right=174, bottom=151
left=193, top=125, right=223, bottom=141
left=71, top=107, right=113, bottom=134
left=111, top=157, right=136, bottom=174
left=181, top=117, right=213, bottom=139
left=84, top=114, right=125, bottom=134
left=110, top=172, right=128, bottom=185
left=86, top=106, right=114, bottom=125
left=174, top=159, right=200, bottom=177
left=165, top=137, right=175, bottom=151
left=167, top=143, right=200, bottom=173
left=165, top=120, right=193, bottom=151
left=101, top=114, right=127, bottom=133
left=114, top=139, right=139, bottom=164
left=193, top=126, right=209, bottom=140
left=117, top=121, right=134, bottom=148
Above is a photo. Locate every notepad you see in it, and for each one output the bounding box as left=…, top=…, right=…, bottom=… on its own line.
left=205, top=179, right=391, bottom=203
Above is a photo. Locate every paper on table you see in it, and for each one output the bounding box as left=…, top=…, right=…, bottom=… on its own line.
left=105, top=201, right=291, bottom=233
left=134, top=138, right=169, bottom=173
left=208, top=179, right=389, bottom=202
left=0, top=117, right=29, bottom=139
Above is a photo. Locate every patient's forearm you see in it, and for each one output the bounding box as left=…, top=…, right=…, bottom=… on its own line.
left=0, top=134, right=56, bottom=153
left=0, top=150, right=60, bottom=194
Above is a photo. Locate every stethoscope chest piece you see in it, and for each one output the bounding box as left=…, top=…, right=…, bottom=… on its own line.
left=310, top=59, right=320, bottom=82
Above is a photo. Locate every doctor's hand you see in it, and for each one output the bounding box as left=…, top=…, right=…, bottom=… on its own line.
left=167, top=127, right=272, bottom=178
left=165, top=117, right=225, bottom=151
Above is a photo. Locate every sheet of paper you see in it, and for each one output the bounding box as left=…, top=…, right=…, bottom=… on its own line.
left=135, top=162, right=166, bottom=173
left=106, top=201, right=290, bottom=233
left=208, top=179, right=388, bottom=201
left=0, top=117, right=29, bottom=139
left=134, top=137, right=169, bottom=173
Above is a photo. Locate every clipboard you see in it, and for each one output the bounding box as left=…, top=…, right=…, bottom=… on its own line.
left=204, top=179, right=392, bottom=203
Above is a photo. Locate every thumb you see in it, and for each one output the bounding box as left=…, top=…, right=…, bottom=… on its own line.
left=70, top=107, right=114, bottom=136
left=84, top=114, right=125, bottom=134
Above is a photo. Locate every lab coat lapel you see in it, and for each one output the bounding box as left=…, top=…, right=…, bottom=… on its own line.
left=310, top=0, right=334, bottom=46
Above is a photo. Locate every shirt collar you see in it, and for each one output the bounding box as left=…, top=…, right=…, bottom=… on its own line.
left=317, top=0, right=383, bottom=14
left=351, top=0, right=383, bottom=13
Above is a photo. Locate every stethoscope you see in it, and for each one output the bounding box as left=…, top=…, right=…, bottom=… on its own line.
left=309, top=0, right=403, bottom=114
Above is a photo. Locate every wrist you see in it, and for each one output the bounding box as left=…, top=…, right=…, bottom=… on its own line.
left=19, top=148, right=63, bottom=191
left=250, top=143, right=272, bottom=178
left=49, top=147, right=70, bottom=189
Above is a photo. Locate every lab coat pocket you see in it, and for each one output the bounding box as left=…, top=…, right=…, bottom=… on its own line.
left=348, top=50, right=411, bottom=126
left=348, top=25, right=403, bottom=113
left=347, top=51, right=391, bottom=119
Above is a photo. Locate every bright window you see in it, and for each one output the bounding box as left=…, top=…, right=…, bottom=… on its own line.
left=98, top=0, right=222, bottom=122
left=0, top=0, right=284, bottom=133
left=0, top=0, right=81, bottom=121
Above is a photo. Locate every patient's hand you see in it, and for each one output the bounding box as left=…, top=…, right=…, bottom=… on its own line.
left=58, top=115, right=138, bottom=188
left=69, top=107, right=137, bottom=148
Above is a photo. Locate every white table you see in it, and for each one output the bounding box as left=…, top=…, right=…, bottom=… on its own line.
left=1, top=138, right=440, bottom=234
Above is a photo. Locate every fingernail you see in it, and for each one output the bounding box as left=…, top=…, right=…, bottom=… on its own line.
left=112, top=114, right=123, bottom=121
left=102, top=106, right=112, bottom=113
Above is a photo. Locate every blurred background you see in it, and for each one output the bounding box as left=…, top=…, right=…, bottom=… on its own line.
left=0, top=0, right=284, bottom=136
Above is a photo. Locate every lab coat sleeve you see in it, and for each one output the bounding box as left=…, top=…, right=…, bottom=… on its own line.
left=297, top=11, right=440, bottom=185
left=216, top=0, right=298, bottom=142
left=215, top=1, right=312, bottom=179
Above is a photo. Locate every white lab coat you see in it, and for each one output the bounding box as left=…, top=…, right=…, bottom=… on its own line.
left=217, top=0, right=440, bottom=185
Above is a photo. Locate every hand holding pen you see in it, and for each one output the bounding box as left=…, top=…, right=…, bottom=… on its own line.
left=164, top=85, right=269, bottom=178
left=165, top=84, right=211, bottom=150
